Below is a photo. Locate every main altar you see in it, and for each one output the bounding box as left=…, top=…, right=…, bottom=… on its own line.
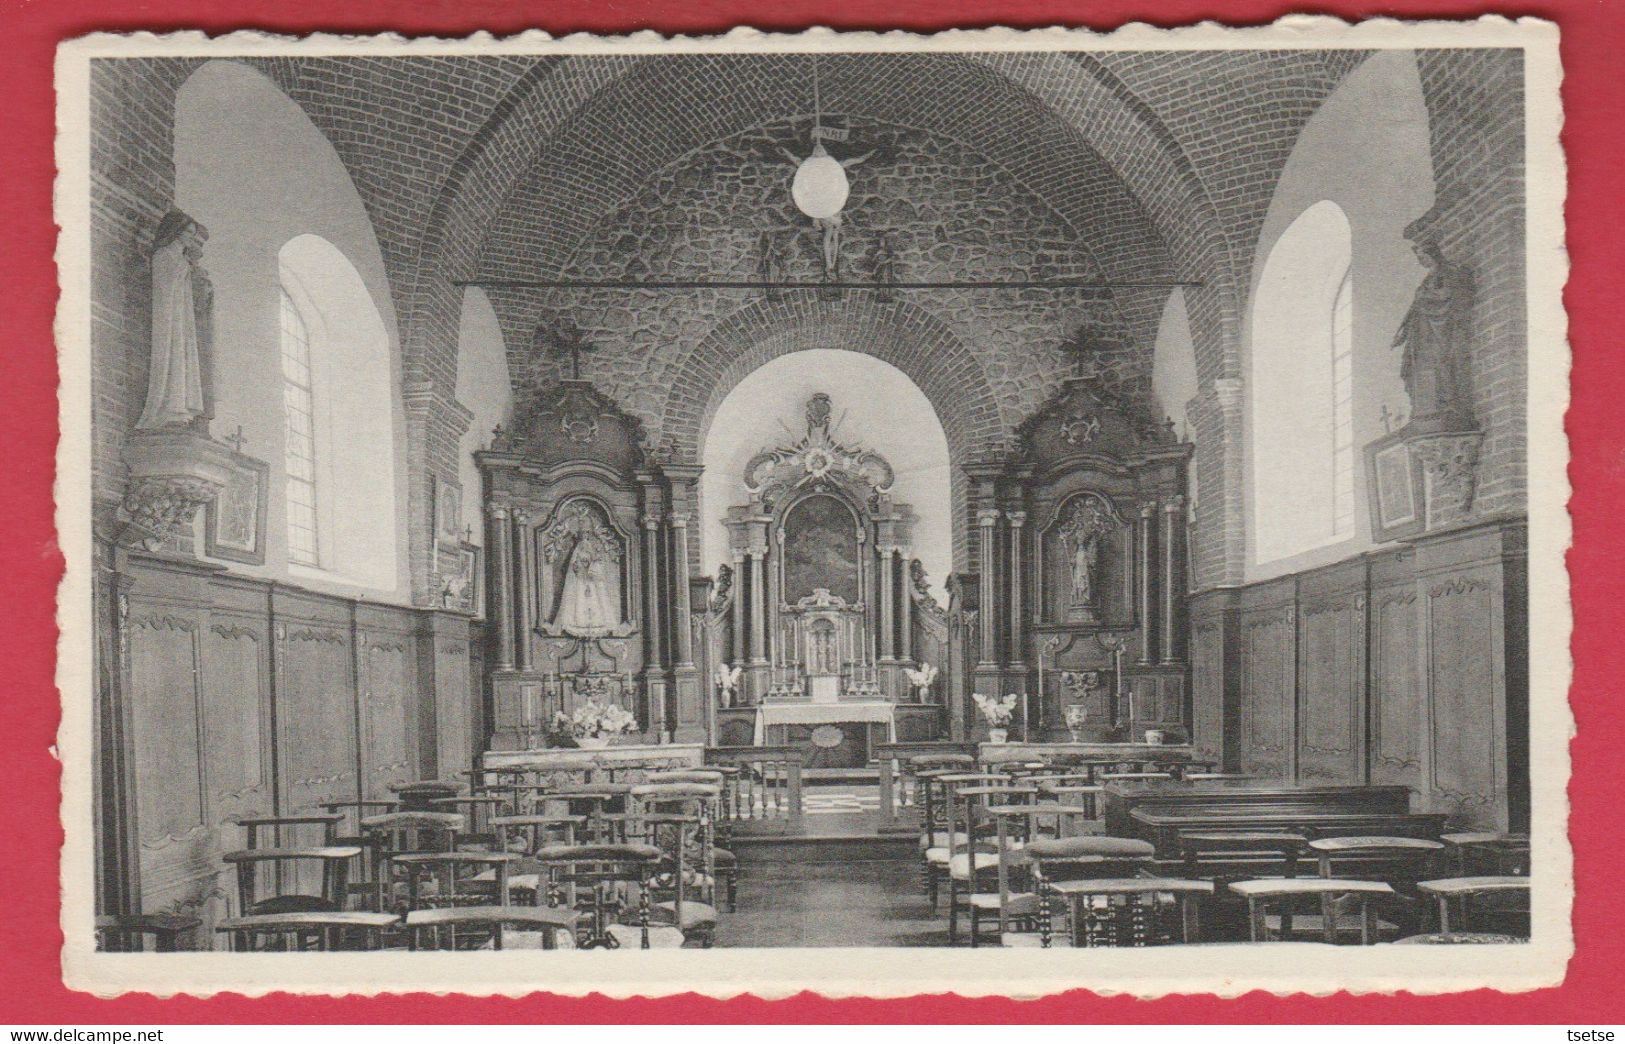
left=702, top=393, right=947, bottom=767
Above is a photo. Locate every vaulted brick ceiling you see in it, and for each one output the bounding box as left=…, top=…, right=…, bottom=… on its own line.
left=247, top=49, right=1367, bottom=324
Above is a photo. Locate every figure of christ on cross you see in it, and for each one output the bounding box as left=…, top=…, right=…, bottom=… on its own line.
left=779, top=144, right=874, bottom=281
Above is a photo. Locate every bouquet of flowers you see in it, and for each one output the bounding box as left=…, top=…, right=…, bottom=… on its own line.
left=972, top=692, right=1019, bottom=727
left=564, top=697, right=638, bottom=740
left=902, top=662, right=938, bottom=697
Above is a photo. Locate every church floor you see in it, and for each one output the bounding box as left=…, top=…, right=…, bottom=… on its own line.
left=715, top=825, right=948, bottom=947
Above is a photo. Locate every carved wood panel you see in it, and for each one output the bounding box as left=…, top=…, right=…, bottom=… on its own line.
left=277, top=623, right=359, bottom=813
left=1238, top=608, right=1294, bottom=780
left=1370, top=587, right=1422, bottom=788
left=127, top=606, right=209, bottom=912
left=1297, top=597, right=1365, bottom=784
left=360, top=633, right=416, bottom=799
left=200, top=619, right=273, bottom=821
left=1424, top=571, right=1505, bottom=827
left=1189, top=616, right=1226, bottom=763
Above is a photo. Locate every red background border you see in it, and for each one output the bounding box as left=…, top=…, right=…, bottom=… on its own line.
left=2, top=0, right=1618, bottom=1023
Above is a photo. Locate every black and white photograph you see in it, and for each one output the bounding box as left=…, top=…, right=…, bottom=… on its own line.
left=55, top=21, right=1568, bottom=997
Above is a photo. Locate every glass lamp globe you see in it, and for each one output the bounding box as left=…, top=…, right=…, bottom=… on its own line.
left=790, top=144, right=849, bottom=219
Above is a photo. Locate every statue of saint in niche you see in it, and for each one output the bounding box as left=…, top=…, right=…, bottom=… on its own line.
left=137, top=209, right=214, bottom=431
left=1068, top=529, right=1100, bottom=608
left=540, top=501, right=625, bottom=637
left=1393, top=228, right=1476, bottom=434
left=1058, top=494, right=1119, bottom=620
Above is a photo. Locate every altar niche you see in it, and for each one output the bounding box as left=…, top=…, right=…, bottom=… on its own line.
left=704, top=393, right=948, bottom=764
left=477, top=376, right=704, bottom=751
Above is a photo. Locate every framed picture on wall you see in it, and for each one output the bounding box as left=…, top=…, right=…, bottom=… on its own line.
left=204, top=453, right=269, bottom=565
left=434, top=542, right=480, bottom=614
left=1364, top=431, right=1424, bottom=543
left=433, top=475, right=463, bottom=547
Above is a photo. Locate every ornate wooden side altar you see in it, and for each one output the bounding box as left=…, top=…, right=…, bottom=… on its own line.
left=947, top=370, right=1194, bottom=742
left=477, top=377, right=705, bottom=750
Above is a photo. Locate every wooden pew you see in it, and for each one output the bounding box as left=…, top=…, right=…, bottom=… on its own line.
left=1102, top=782, right=1448, bottom=862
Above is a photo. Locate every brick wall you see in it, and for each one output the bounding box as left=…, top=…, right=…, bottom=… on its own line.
left=1416, top=49, right=1527, bottom=521
left=87, top=58, right=198, bottom=527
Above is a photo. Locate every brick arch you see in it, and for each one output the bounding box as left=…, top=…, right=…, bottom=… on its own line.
left=662, top=295, right=1002, bottom=570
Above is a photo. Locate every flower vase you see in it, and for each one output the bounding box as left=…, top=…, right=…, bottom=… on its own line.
left=577, top=735, right=611, bottom=750
left=988, top=728, right=1009, bottom=744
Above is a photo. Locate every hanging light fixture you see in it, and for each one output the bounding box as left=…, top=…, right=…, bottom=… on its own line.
left=789, top=55, right=849, bottom=220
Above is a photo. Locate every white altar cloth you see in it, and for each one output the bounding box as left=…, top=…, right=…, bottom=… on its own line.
left=753, top=701, right=897, bottom=745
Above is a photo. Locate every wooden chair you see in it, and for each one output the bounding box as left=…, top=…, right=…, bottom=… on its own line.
left=640, top=771, right=738, bottom=908
left=1228, top=878, right=1395, bottom=944
left=318, top=799, right=401, bottom=844
left=216, top=911, right=400, bottom=952
left=630, top=781, right=722, bottom=947
left=1021, top=835, right=1158, bottom=947
left=429, top=794, right=513, bottom=846
left=941, top=778, right=1034, bottom=942
left=222, top=846, right=362, bottom=917
left=95, top=913, right=200, bottom=952
left=1308, top=835, right=1445, bottom=935
left=404, top=905, right=579, bottom=950
left=389, top=850, right=521, bottom=912
left=1440, top=832, right=1530, bottom=877
left=389, top=779, right=464, bottom=811
left=1417, top=876, right=1531, bottom=937
left=231, top=813, right=342, bottom=850
left=490, top=813, right=585, bottom=903
left=1045, top=878, right=1213, bottom=947
left=359, top=810, right=466, bottom=912
left=538, top=783, right=634, bottom=842
left=531, top=842, right=664, bottom=949
left=1036, top=782, right=1106, bottom=824
left=979, top=803, right=1096, bottom=946
left=947, top=787, right=1039, bottom=946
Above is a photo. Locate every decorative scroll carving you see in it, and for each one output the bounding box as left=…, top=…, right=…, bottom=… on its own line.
left=1410, top=432, right=1484, bottom=529
left=743, top=393, right=895, bottom=511
left=286, top=626, right=345, bottom=645
left=208, top=622, right=259, bottom=642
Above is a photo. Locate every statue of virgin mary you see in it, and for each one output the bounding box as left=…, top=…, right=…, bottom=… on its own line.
left=552, top=524, right=622, bottom=635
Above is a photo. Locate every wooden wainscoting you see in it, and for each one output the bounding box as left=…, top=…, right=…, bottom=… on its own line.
left=98, top=550, right=481, bottom=936
left=1187, top=517, right=1526, bottom=831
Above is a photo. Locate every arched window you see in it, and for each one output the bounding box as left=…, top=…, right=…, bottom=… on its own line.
left=279, top=286, right=320, bottom=566
left=277, top=235, right=398, bottom=588
left=1250, top=201, right=1355, bottom=564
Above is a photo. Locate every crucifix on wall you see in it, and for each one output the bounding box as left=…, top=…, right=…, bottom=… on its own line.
left=535, top=319, right=597, bottom=381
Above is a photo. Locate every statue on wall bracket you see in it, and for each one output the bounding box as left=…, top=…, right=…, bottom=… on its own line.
left=1393, top=221, right=1476, bottom=436
left=1365, top=207, right=1483, bottom=541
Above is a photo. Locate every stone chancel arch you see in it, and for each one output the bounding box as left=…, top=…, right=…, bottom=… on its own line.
left=668, top=296, right=1000, bottom=572
left=699, top=349, right=955, bottom=600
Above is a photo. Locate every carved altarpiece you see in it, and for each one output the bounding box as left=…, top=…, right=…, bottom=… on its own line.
left=956, top=373, right=1193, bottom=741
left=477, top=378, right=703, bottom=748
